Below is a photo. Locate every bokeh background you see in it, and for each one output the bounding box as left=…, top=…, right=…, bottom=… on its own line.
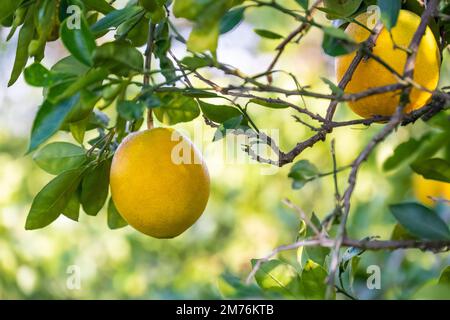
left=0, top=0, right=449, bottom=299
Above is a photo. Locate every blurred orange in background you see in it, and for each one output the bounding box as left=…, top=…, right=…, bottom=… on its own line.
left=413, top=174, right=450, bottom=207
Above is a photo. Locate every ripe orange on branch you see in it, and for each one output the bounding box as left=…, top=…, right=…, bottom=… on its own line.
left=110, top=128, right=210, bottom=238
left=336, top=10, right=440, bottom=119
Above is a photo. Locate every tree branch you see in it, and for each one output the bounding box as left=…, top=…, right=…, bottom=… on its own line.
left=246, top=236, right=450, bottom=284
left=144, top=22, right=156, bottom=130
left=265, top=0, right=322, bottom=82
left=325, top=0, right=441, bottom=299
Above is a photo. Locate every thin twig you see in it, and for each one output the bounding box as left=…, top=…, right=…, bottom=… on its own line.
left=283, top=199, right=321, bottom=237
left=265, top=0, right=322, bottom=81
left=144, top=22, right=156, bottom=130
left=331, top=140, right=341, bottom=207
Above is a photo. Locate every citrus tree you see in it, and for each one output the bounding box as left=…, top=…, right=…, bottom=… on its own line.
left=1, top=0, right=450, bottom=299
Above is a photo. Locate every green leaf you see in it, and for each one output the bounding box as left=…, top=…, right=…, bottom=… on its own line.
left=70, top=118, right=89, bottom=144
left=378, top=0, right=401, bottom=30
left=322, top=0, right=362, bottom=19
left=438, top=266, right=450, bottom=285
left=81, top=159, right=111, bottom=216
left=253, top=259, right=301, bottom=297
left=411, top=158, right=450, bottom=183
left=24, top=63, right=68, bottom=87
left=299, top=260, right=329, bottom=300
left=288, top=160, right=320, bottom=189
left=250, top=98, right=288, bottom=109
left=153, top=21, right=175, bottom=80
left=321, top=77, right=344, bottom=97
left=154, top=20, right=171, bottom=56
left=390, top=203, right=450, bottom=240
left=33, top=142, right=87, bottom=175
left=153, top=93, right=200, bottom=125
left=90, top=110, right=110, bottom=128
left=180, top=55, right=214, bottom=69
left=52, top=55, right=90, bottom=76
left=443, top=6, right=450, bottom=47
left=383, top=138, right=421, bottom=171
left=299, top=213, right=330, bottom=266
left=295, top=0, right=309, bottom=10
left=116, top=12, right=148, bottom=47
left=413, top=282, right=450, bottom=299
left=147, top=4, right=166, bottom=23
left=188, top=22, right=220, bottom=52
left=8, top=7, right=35, bottom=86
left=61, top=16, right=97, bottom=67
left=173, top=0, right=207, bottom=20
left=28, top=94, right=81, bottom=153
left=322, top=26, right=353, bottom=40
left=348, top=256, right=360, bottom=295
left=182, top=89, right=218, bottom=98
left=0, top=0, right=22, bottom=22
left=213, top=115, right=250, bottom=142
left=66, top=89, right=101, bottom=123
left=58, top=68, right=108, bottom=102
left=141, top=94, right=162, bottom=109
left=199, top=101, right=242, bottom=123
left=44, top=79, right=74, bottom=102
left=384, top=132, right=447, bottom=172
left=63, top=192, right=81, bottom=222
left=91, top=6, right=143, bottom=35
left=415, top=132, right=449, bottom=161
left=173, top=0, right=243, bottom=21
left=25, top=168, right=85, bottom=230
left=254, top=29, right=283, bottom=39
left=220, top=7, right=245, bottom=34
left=117, top=100, right=145, bottom=121
left=390, top=223, right=417, bottom=241
left=338, top=237, right=377, bottom=292
left=82, top=0, right=114, bottom=14
left=93, top=42, right=144, bottom=76
left=218, top=271, right=264, bottom=299
left=107, top=198, right=128, bottom=229
left=138, top=0, right=165, bottom=12
left=426, top=112, right=450, bottom=131
left=174, top=0, right=243, bottom=52
left=59, top=0, right=85, bottom=23
left=30, top=0, right=56, bottom=58
left=341, top=245, right=364, bottom=269
left=159, top=55, right=177, bottom=83
left=322, top=27, right=357, bottom=57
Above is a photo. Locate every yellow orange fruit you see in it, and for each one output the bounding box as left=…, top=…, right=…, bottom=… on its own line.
left=336, top=10, right=440, bottom=118
left=110, top=128, right=210, bottom=238
left=412, top=174, right=450, bottom=207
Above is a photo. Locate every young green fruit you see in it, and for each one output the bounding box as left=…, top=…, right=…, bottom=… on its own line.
left=139, top=0, right=158, bottom=12
left=323, top=0, right=362, bottom=19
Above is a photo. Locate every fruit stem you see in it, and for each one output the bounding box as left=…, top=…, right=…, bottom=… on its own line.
left=144, top=21, right=156, bottom=130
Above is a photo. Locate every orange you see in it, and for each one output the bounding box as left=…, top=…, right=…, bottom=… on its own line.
left=413, top=174, right=450, bottom=207
left=336, top=10, right=440, bottom=118
left=110, top=128, right=210, bottom=238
